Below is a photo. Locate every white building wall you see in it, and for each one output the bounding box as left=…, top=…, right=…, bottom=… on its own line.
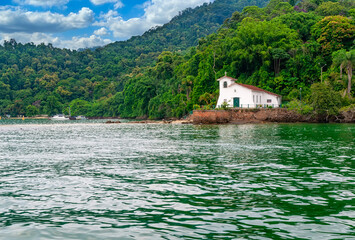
left=216, top=77, right=235, bottom=107
left=217, top=81, right=253, bottom=108
left=236, top=85, right=253, bottom=107
left=250, top=91, right=281, bottom=108
left=216, top=76, right=281, bottom=108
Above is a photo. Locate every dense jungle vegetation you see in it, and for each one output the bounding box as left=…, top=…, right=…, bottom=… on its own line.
left=0, top=0, right=354, bottom=120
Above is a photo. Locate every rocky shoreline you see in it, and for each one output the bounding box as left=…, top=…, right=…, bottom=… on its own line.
left=105, top=109, right=355, bottom=125
left=191, top=109, right=355, bottom=124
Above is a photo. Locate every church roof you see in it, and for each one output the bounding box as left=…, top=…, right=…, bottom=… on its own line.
left=217, top=76, right=281, bottom=97
left=217, top=76, right=236, bottom=81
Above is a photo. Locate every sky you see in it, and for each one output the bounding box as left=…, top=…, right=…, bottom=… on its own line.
left=0, top=0, right=213, bottom=49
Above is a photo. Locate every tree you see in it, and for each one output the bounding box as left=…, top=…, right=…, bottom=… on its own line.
left=0, top=82, right=11, bottom=100
left=45, top=95, right=61, bottom=115
left=349, top=9, right=355, bottom=19
left=298, top=0, right=318, bottom=12
left=312, top=16, right=355, bottom=55
left=241, top=6, right=266, bottom=20
left=310, top=83, right=342, bottom=120
left=316, top=2, right=345, bottom=16
left=154, top=51, right=174, bottom=80
left=271, top=48, right=290, bottom=75
left=279, top=12, right=321, bottom=41
left=270, top=2, right=294, bottom=18
left=26, top=105, right=39, bottom=117
left=265, top=0, right=288, bottom=14
left=332, top=49, right=355, bottom=96
left=69, top=99, right=91, bottom=116
left=199, top=92, right=215, bottom=105
left=36, top=74, right=60, bottom=91
left=230, top=18, right=299, bottom=77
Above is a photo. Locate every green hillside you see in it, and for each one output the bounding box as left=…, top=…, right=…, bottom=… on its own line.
left=116, top=0, right=354, bottom=119
left=95, top=0, right=269, bottom=69
left=0, top=0, right=354, bottom=120
left=0, top=0, right=269, bottom=117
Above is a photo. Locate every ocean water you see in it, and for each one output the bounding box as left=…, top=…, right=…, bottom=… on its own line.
left=0, top=120, right=354, bottom=239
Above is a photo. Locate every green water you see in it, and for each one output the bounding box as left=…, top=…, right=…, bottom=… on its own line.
left=0, top=121, right=354, bottom=239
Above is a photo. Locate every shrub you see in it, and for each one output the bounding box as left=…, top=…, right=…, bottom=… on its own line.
left=193, top=104, right=201, bottom=110
left=287, top=99, right=314, bottom=115
left=310, top=83, right=342, bottom=119
left=26, top=105, right=39, bottom=117
left=339, top=104, right=355, bottom=112
left=220, top=102, right=229, bottom=110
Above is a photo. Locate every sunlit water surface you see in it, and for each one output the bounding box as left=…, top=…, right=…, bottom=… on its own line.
left=0, top=120, right=354, bottom=239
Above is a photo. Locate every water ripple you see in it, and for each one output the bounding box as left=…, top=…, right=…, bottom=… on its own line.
left=0, top=122, right=354, bottom=239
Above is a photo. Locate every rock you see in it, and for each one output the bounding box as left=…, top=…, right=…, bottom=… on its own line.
left=192, top=109, right=314, bottom=124
left=339, top=110, right=355, bottom=123
left=106, top=120, right=121, bottom=124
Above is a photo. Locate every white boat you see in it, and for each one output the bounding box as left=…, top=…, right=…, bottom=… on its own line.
left=50, top=114, right=69, bottom=120
left=75, top=116, right=87, bottom=120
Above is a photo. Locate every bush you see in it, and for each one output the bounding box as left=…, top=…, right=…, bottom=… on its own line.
left=339, top=104, right=355, bottom=112
left=203, top=105, right=213, bottom=110
left=287, top=99, right=313, bottom=115
left=25, top=105, right=39, bottom=117
left=310, top=83, right=342, bottom=119
left=220, top=102, right=229, bottom=110
left=193, top=104, right=201, bottom=110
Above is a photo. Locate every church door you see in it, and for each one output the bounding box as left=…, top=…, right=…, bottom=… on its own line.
left=233, top=98, right=240, bottom=108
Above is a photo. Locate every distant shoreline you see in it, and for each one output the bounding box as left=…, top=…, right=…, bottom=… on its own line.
left=2, top=111, right=354, bottom=124
left=2, top=116, right=122, bottom=120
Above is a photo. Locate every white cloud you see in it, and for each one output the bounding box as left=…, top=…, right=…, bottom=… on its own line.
left=114, top=1, right=124, bottom=9
left=0, top=32, right=57, bottom=45
left=60, top=35, right=112, bottom=49
left=90, top=0, right=123, bottom=9
left=0, top=7, right=94, bottom=33
left=13, top=0, right=69, bottom=8
left=94, top=0, right=213, bottom=39
left=0, top=6, right=105, bottom=49
left=0, top=0, right=213, bottom=49
left=94, top=27, right=109, bottom=36
left=95, top=10, right=148, bottom=38
left=0, top=32, right=112, bottom=50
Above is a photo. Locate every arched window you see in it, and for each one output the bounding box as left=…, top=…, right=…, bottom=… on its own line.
left=223, top=81, right=227, bottom=88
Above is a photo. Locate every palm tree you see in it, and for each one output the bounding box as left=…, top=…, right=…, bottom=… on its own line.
left=332, top=49, right=355, bottom=97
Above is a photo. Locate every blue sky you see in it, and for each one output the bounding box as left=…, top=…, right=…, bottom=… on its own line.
left=0, top=0, right=213, bottom=49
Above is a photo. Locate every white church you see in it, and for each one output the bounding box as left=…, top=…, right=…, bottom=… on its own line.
left=216, top=75, right=282, bottom=108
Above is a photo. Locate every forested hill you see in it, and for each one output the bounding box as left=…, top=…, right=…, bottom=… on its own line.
left=91, top=0, right=270, bottom=83
left=0, top=0, right=269, bottom=117
left=0, top=0, right=354, bottom=119
left=115, top=0, right=354, bottom=119
left=96, top=0, right=269, bottom=69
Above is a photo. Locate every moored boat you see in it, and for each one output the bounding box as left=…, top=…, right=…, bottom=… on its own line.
left=50, top=114, right=69, bottom=120
left=68, top=116, right=87, bottom=120
left=75, top=116, right=87, bottom=120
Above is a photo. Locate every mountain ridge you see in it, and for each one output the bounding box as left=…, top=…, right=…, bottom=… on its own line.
left=0, top=0, right=270, bottom=116
left=1, top=0, right=353, bottom=119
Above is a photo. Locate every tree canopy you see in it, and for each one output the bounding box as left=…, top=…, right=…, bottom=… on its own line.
left=0, top=0, right=354, bottom=119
